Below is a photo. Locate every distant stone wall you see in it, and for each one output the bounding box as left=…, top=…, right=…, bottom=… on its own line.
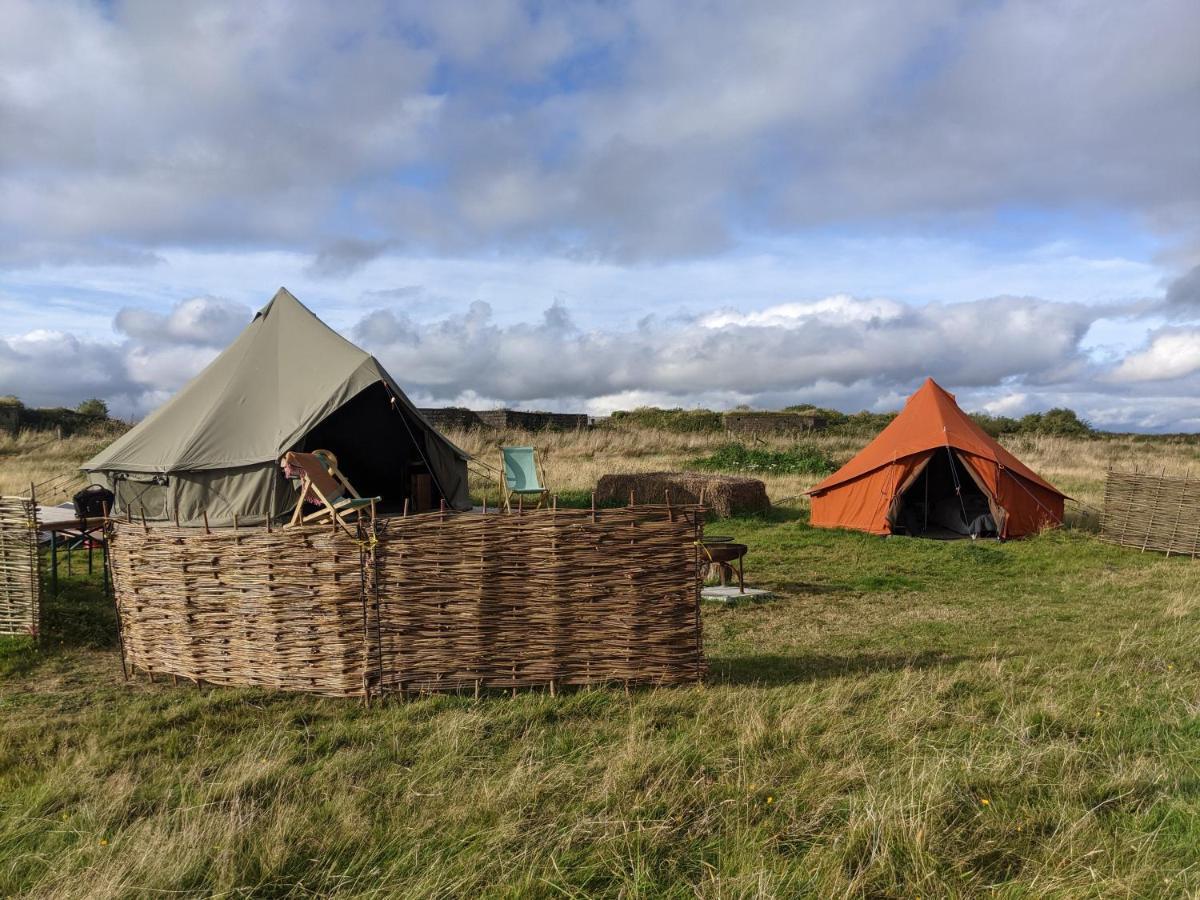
left=420, top=408, right=590, bottom=432
left=722, top=412, right=826, bottom=435
left=476, top=410, right=590, bottom=431
left=0, top=406, right=18, bottom=435
left=419, top=407, right=485, bottom=431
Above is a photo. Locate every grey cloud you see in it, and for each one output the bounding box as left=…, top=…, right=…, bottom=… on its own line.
left=0, top=241, right=163, bottom=269
left=353, top=309, right=419, bottom=346
left=306, top=240, right=392, bottom=279
left=2, top=1, right=1196, bottom=264
left=362, top=286, right=425, bottom=302
left=0, top=295, right=251, bottom=415
left=6, top=287, right=1200, bottom=431
left=352, top=294, right=1100, bottom=406
left=0, top=331, right=136, bottom=410
left=114, top=296, right=251, bottom=347
left=1165, top=265, right=1200, bottom=309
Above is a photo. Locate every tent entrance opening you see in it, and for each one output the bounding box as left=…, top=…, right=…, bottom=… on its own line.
left=893, top=448, right=997, bottom=539
left=298, top=382, right=441, bottom=514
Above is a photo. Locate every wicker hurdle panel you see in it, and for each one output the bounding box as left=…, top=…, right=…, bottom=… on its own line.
left=108, top=523, right=373, bottom=696
left=107, top=505, right=706, bottom=699
left=373, top=505, right=706, bottom=694
left=1101, top=470, right=1200, bottom=556
left=0, top=496, right=40, bottom=636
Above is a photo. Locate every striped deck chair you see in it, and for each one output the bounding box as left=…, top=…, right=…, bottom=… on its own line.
left=283, top=449, right=379, bottom=530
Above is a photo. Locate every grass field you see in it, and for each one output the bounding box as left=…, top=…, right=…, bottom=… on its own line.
left=2, top=427, right=1199, bottom=897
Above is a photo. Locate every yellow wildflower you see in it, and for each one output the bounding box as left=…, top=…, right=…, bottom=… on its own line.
left=980, top=798, right=990, bottom=806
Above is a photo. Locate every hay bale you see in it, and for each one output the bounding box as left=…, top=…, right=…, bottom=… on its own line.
left=596, top=471, right=770, bottom=518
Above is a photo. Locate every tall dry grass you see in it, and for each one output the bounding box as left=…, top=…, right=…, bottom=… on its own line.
left=4, top=422, right=1196, bottom=519
left=448, top=426, right=1199, bottom=519
left=0, top=429, right=112, bottom=503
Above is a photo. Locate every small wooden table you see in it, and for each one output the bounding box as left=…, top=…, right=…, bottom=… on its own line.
left=38, top=509, right=109, bottom=596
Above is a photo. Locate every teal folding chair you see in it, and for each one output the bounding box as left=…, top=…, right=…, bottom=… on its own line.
left=500, top=446, right=550, bottom=511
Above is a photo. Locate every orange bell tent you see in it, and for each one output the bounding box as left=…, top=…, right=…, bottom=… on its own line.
left=808, top=379, right=1065, bottom=538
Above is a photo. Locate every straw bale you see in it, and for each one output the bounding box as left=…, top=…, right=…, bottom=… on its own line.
left=596, top=472, right=769, bottom=518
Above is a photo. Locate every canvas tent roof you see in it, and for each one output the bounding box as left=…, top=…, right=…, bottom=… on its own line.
left=809, top=378, right=1061, bottom=497
left=85, top=288, right=468, bottom=475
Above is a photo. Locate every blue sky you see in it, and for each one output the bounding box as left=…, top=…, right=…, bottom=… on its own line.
left=1, top=1, right=1198, bottom=429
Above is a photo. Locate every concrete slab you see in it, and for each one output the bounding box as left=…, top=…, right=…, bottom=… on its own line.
left=701, top=586, right=775, bottom=604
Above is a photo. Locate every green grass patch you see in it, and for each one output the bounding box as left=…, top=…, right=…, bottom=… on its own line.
left=688, top=442, right=836, bottom=476
left=2, top=512, right=1198, bottom=897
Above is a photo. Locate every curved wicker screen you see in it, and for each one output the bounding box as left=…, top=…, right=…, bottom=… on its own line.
left=1101, top=470, right=1200, bottom=557
left=0, top=496, right=40, bottom=637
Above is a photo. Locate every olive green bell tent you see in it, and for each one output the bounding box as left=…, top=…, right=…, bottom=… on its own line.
left=83, top=288, right=471, bottom=525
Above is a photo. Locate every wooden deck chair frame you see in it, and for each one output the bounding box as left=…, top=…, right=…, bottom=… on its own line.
left=500, top=445, right=550, bottom=512
left=285, top=449, right=378, bottom=532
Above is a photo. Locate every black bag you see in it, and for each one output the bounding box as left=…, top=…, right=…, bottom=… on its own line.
left=73, top=484, right=115, bottom=519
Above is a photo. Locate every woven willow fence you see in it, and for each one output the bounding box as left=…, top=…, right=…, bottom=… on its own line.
left=0, top=496, right=40, bottom=636
left=109, top=523, right=374, bottom=695
left=108, top=504, right=705, bottom=698
left=1101, top=470, right=1200, bottom=556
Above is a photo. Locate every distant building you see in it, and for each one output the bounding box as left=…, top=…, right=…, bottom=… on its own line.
left=419, top=408, right=590, bottom=431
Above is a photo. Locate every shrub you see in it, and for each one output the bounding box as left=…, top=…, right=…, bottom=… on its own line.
left=1018, top=407, right=1094, bottom=437
left=970, top=413, right=1021, bottom=437
left=76, top=398, right=109, bottom=418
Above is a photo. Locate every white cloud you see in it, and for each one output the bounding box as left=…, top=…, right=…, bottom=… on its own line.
left=353, top=293, right=1097, bottom=404
left=1113, top=330, right=1200, bottom=382
left=114, top=296, right=251, bottom=346
left=0, top=1, right=1196, bottom=263
left=0, top=296, right=248, bottom=415
left=6, top=284, right=1200, bottom=431
left=698, top=296, right=905, bottom=329
left=980, top=393, right=1029, bottom=416
left=0, top=3, right=1197, bottom=430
